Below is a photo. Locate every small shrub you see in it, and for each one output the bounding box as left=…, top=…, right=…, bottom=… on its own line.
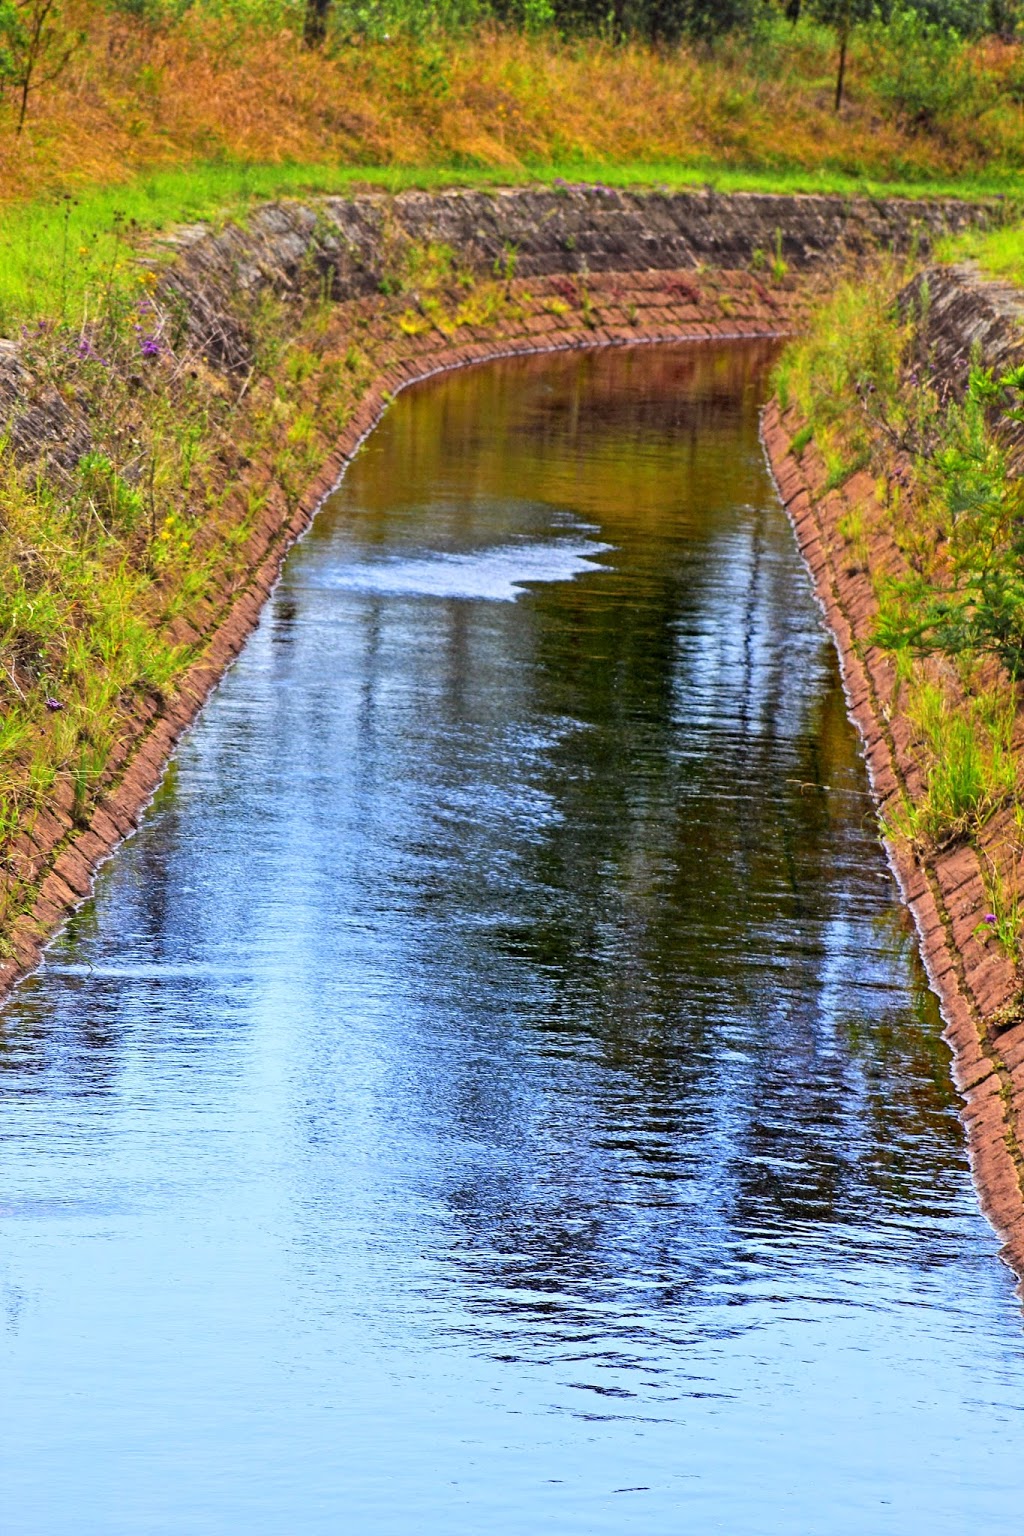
left=770, top=228, right=787, bottom=283
left=886, top=682, right=1016, bottom=849
left=772, top=264, right=908, bottom=456
left=0, top=0, right=80, bottom=132
left=872, top=365, right=1024, bottom=677
left=76, top=451, right=146, bottom=534
left=866, top=7, right=978, bottom=129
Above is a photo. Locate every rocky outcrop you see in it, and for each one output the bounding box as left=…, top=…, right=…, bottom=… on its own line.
left=905, top=260, right=1024, bottom=387
left=0, top=339, right=91, bottom=472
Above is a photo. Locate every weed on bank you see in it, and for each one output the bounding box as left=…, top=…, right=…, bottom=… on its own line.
left=0, top=225, right=552, bottom=947
left=776, top=265, right=1024, bottom=968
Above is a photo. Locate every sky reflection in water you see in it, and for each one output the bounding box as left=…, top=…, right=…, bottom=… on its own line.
left=0, top=342, right=1023, bottom=1534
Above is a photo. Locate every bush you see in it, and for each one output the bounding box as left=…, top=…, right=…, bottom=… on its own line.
left=0, top=0, right=80, bottom=131
left=328, top=0, right=490, bottom=40
left=866, top=5, right=980, bottom=127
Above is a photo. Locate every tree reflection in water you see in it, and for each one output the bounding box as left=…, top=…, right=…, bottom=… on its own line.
left=1, top=342, right=1021, bottom=1536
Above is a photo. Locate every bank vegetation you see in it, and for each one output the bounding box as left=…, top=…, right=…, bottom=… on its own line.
left=1, top=1, right=1023, bottom=302
left=775, top=257, right=1024, bottom=976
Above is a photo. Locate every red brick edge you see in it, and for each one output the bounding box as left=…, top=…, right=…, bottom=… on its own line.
left=0, top=283, right=790, bottom=1020
left=762, top=400, right=1024, bottom=1290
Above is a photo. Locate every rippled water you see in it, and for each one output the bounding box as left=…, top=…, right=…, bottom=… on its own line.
left=1, top=342, right=1023, bottom=1534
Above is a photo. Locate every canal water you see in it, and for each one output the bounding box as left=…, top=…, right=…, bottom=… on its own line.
left=1, top=342, right=1023, bottom=1533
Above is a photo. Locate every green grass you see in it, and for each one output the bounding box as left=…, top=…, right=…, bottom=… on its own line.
left=1, top=156, right=1017, bottom=334
left=905, top=683, right=1016, bottom=846
left=940, top=219, right=1024, bottom=284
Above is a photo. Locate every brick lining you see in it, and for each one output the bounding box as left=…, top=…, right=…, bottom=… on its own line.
left=0, top=270, right=795, bottom=1012
left=762, top=400, right=1024, bottom=1288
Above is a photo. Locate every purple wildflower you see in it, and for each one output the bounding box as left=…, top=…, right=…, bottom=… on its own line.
left=44, top=697, right=64, bottom=712
left=984, top=913, right=998, bottom=925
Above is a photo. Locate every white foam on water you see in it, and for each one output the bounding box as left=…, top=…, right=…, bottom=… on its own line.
left=314, top=536, right=613, bottom=601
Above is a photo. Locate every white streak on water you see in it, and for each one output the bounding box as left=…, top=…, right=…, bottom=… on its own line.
left=308, top=537, right=613, bottom=601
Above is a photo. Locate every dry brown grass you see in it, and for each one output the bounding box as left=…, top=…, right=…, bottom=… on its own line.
left=1, top=14, right=1023, bottom=206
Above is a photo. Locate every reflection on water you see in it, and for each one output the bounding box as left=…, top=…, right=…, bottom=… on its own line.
left=307, top=532, right=612, bottom=599
left=0, top=343, right=1022, bottom=1535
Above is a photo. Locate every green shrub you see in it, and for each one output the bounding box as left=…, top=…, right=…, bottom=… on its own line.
left=873, top=365, right=1024, bottom=676
left=76, top=451, right=146, bottom=534
left=866, top=7, right=980, bottom=128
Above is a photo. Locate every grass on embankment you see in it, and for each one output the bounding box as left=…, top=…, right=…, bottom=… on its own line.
left=941, top=221, right=1024, bottom=283
left=775, top=262, right=1024, bottom=963
left=2, top=157, right=1018, bottom=336
left=4, top=10, right=1024, bottom=329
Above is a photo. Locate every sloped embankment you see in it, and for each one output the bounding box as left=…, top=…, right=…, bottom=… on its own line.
left=763, top=261, right=1024, bottom=1285
left=0, top=188, right=994, bottom=1065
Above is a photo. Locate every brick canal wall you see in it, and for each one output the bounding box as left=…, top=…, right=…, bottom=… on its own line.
left=154, top=186, right=987, bottom=372
left=5, top=190, right=1023, bottom=1282
left=762, top=260, right=1024, bottom=1287
left=0, top=255, right=806, bottom=1003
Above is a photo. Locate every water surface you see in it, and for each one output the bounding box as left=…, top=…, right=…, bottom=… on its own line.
left=1, top=342, right=1023, bottom=1533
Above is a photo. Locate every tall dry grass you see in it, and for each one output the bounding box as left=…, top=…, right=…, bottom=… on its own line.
left=2, top=13, right=1024, bottom=205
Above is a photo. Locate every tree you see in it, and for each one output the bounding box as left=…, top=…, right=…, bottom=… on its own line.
left=825, top=1, right=992, bottom=113
left=833, top=0, right=851, bottom=107
left=0, top=0, right=77, bottom=132
left=303, top=0, right=330, bottom=46
left=801, top=0, right=876, bottom=110
left=988, top=0, right=1022, bottom=36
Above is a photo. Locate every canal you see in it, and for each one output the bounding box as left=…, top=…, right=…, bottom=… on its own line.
left=1, top=341, right=1022, bottom=1533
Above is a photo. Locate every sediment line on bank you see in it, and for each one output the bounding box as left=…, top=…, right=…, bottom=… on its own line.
left=762, top=402, right=1024, bottom=1287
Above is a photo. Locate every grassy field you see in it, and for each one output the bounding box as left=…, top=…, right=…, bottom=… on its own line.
left=2, top=10, right=1024, bottom=328
left=4, top=156, right=1018, bottom=335
left=9, top=18, right=1014, bottom=200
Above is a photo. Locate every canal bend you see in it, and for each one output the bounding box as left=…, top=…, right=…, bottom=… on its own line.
left=1, top=342, right=1023, bottom=1534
